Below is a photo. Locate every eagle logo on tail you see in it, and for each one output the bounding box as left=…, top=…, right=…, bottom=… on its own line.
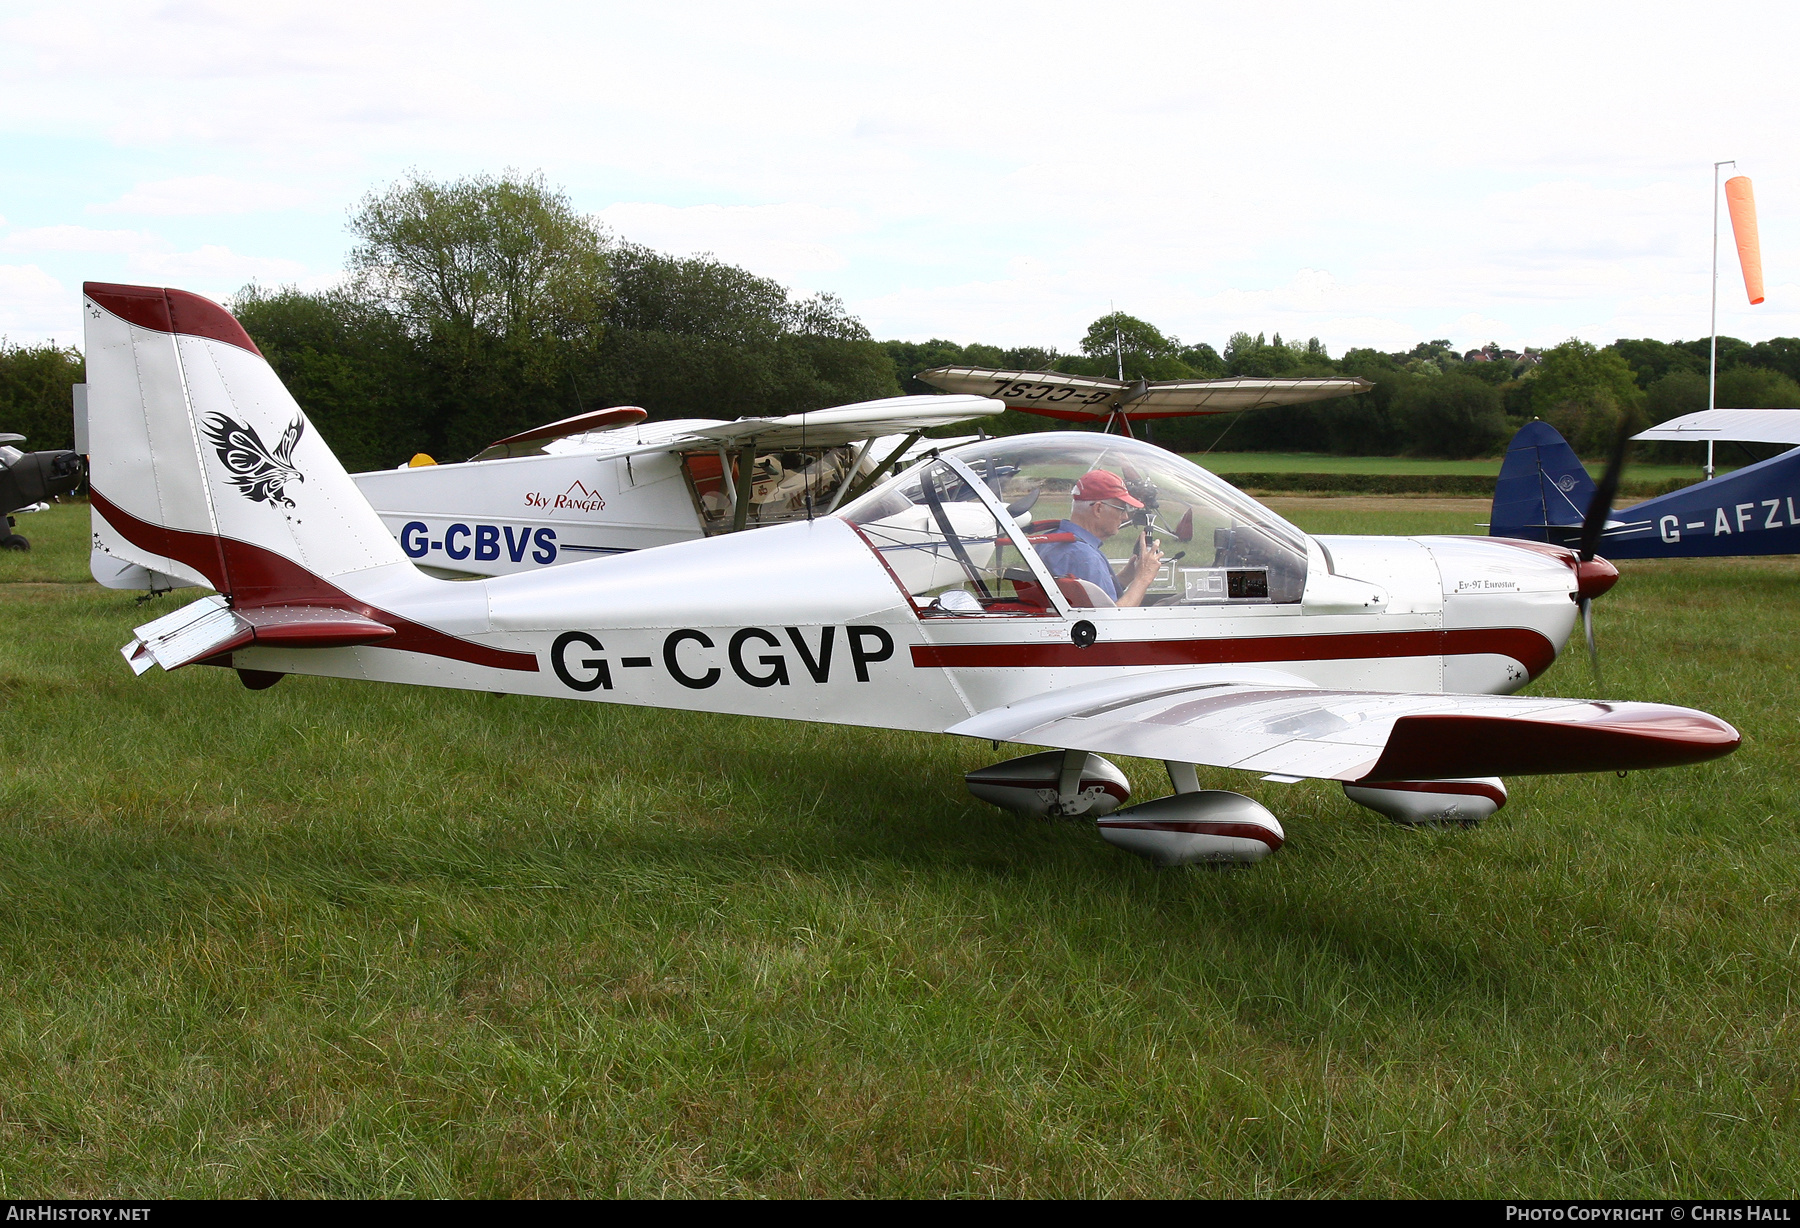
left=202, top=413, right=305, bottom=507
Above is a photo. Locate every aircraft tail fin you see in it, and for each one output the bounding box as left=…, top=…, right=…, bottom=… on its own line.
left=1490, top=420, right=1595, bottom=545
left=83, top=282, right=412, bottom=605
left=87, top=283, right=540, bottom=680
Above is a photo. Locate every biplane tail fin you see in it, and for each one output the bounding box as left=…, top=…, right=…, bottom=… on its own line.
left=82, top=282, right=412, bottom=604
left=1489, top=420, right=1595, bottom=546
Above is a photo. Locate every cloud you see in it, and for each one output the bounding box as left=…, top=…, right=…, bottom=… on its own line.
left=0, top=264, right=71, bottom=343
left=125, top=244, right=315, bottom=288
left=597, top=202, right=865, bottom=286
left=89, top=175, right=311, bottom=216
left=2, top=225, right=166, bottom=254
left=6, top=1, right=1800, bottom=353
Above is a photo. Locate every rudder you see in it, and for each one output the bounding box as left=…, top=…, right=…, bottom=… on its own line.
left=84, top=282, right=409, bottom=604
left=1490, top=420, right=1594, bottom=546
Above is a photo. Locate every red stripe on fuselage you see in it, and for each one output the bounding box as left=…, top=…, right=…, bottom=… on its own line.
left=91, top=490, right=538, bottom=673
left=1097, top=818, right=1285, bottom=850
left=909, top=627, right=1557, bottom=678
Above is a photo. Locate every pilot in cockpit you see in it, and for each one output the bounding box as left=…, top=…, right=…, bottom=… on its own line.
left=1035, top=469, right=1165, bottom=608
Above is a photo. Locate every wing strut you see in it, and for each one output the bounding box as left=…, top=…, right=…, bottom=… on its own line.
left=834, top=431, right=923, bottom=509
left=731, top=441, right=756, bottom=532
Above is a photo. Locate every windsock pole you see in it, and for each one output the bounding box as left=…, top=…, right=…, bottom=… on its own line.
left=1709, top=160, right=1735, bottom=481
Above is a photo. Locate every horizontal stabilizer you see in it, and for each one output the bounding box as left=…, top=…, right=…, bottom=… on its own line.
left=123, top=595, right=247, bottom=672
left=122, top=598, right=398, bottom=672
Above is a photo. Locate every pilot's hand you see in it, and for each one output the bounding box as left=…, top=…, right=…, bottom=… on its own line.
left=1117, top=533, right=1166, bottom=608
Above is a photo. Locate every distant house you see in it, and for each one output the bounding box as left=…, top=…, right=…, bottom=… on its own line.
left=1465, top=350, right=1491, bottom=362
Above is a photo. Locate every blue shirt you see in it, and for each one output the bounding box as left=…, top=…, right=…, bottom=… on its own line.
left=1035, top=520, right=1118, bottom=600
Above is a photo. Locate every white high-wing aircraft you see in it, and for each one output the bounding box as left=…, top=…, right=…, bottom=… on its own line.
left=347, top=396, right=997, bottom=579
left=85, top=283, right=1740, bottom=866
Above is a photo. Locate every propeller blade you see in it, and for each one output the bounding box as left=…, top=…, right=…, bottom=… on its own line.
left=1581, top=595, right=1604, bottom=694
left=1578, top=418, right=1632, bottom=563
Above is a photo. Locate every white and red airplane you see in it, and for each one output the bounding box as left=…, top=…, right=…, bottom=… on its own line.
left=83, top=283, right=1740, bottom=866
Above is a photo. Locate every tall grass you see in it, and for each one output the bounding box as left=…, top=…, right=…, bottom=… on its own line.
left=0, top=502, right=1795, bottom=1196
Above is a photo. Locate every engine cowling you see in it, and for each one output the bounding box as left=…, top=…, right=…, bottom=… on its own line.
left=965, top=750, right=1130, bottom=818
left=1342, top=778, right=1507, bottom=826
left=1097, top=791, right=1285, bottom=866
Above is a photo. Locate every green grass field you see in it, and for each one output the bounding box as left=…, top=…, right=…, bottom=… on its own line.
left=3, top=501, right=1798, bottom=1196
left=1190, top=452, right=1718, bottom=483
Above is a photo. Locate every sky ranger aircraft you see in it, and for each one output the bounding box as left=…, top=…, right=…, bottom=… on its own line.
left=351, top=398, right=998, bottom=579
left=1491, top=412, right=1800, bottom=559
left=85, top=283, right=1741, bottom=866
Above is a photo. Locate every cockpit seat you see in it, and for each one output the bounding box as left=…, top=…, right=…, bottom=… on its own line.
left=1056, top=577, right=1116, bottom=609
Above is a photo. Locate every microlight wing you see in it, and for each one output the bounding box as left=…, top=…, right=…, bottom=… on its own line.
left=916, top=367, right=1371, bottom=423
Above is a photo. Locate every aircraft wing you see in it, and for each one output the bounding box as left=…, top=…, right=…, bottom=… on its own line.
left=947, top=669, right=1738, bottom=783
left=470, top=407, right=650, bottom=459
left=916, top=367, right=1372, bottom=421
left=609, top=394, right=1002, bottom=458
left=1634, top=409, right=1800, bottom=446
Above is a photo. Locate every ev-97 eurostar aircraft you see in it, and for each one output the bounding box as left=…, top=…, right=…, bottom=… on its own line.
left=84, top=283, right=1741, bottom=866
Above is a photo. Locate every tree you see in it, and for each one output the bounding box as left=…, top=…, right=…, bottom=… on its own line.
left=233, top=285, right=430, bottom=472
left=1527, top=338, right=1646, bottom=455
left=1393, top=374, right=1508, bottom=458
left=1224, top=332, right=1280, bottom=376
left=1079, top=312, right=1180, bottom=377
left=1748, top=337, right=1800, bottom=384
left=1715, top=365, right=1800, bottom=409
left=0, top=341, right=84, bottom=451
left=349, top=170, right=610, bottom=346
left=1644, top=369, right=1707, bottom=421
left=1612, top=337, right=1703, bottom=389
left=594, top=243, right=897, bottom=419
left=1178, top=343, right=1226, bottom=377
left=333, top=171, right=617, bottom=458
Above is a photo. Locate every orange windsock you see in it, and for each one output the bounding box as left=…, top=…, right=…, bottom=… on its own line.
left=1725, top=175, right=1765, bottom=305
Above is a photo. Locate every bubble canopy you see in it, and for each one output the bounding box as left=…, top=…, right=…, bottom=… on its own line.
left=840, top=432, right=1310, bottom=613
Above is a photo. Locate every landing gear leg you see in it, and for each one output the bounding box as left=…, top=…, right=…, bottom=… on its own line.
left=1165, top=761, right=1201, bottom=795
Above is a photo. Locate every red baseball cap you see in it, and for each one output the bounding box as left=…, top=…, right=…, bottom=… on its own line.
left=1070, top=469, right=1143, bottom=508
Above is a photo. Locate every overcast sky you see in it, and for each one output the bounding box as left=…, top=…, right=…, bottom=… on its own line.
left=4, top=0, right=1797, bottom=355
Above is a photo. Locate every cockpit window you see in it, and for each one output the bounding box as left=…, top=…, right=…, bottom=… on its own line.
left=841, top=458, right=1059, bottom=615
left=841, top=433, right=1309, bottom=607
